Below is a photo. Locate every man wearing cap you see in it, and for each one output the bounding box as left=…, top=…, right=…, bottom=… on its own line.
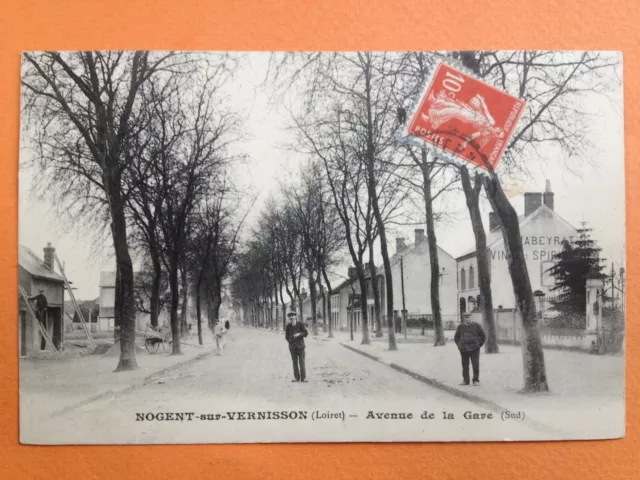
left=29, top=289, right=48, bottom=350
left=285, top=310, right=308, bottom=382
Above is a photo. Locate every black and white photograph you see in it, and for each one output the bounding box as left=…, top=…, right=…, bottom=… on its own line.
left=18, top=50, right=624, bottom=444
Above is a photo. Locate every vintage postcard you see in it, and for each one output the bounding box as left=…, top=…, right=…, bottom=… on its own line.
left=18, top=50, right=625, bottom=444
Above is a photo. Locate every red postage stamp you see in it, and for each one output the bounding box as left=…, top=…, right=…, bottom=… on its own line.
left=406, top=62, right=526, bottom=170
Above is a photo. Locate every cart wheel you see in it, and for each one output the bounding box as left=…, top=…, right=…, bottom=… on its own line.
left=145, top=338, right=160, bottom=354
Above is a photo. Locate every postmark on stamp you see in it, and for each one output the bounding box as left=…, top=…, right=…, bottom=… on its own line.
left=405, top=62, right=526, bottom=171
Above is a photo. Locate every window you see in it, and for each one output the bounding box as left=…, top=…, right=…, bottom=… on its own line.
left=460, top=268, right=466, bottom=290
left=469, top=266, right=475, bottom=289
left=541, top=261, right=555, bottom=287
left=331, top=294, right=340, bottom=311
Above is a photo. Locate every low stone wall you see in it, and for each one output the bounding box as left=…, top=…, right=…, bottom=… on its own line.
left=471, top=309, right=595, bottom=352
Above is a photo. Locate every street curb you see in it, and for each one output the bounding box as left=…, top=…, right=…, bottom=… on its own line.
left=49, top=346, right=218, bottom=419
left=340, top=343, right=565, bottom=437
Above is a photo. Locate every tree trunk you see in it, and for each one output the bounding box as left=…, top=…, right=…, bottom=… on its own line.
left=269, top=292, right=274, bottom=329
left=298, top=295, right=304, bottom=324
left=179, top=267, right=188, bottom=335
left=420, top=156, right=445, bottom=346
left=357, top=268, right=370, bottom=345
left=274, top=284, right=280, bottom=331
left=460, top=166, right=499, bottom=353
left=309, top=269, right=318, bottom=335
left=212, top=283, right=222, bottom=321
left=196, top=271, right=204, bottom=345
left=149, top=252, right=162, bottom=328
left=484, top=175, right=549, bottom=392
left=363, top=61, right=397, bottom=351
left=110, top=182, right=138, bottom=371
left=113, top=263, right=122, bottom=344
left=321, top=269, right=334, bottom=338
left=279, top=287, right=287, bottom=331
left=168, top=255, right=182, bottom=355
left=368, top=240, right=383, bottom=337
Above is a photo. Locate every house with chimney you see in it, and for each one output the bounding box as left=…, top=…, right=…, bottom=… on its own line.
left=456, top=180, right=578, bottom=315
left=18, top=243, right=66, bottom=357
left=379, top=229, right=458, bottom=323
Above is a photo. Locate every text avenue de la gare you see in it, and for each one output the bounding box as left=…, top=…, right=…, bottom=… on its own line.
left=135, top=410, right=525, bottom=422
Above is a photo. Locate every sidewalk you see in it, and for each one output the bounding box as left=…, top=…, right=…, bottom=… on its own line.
left=328, top=330, right=625, bottom=439
left=20, top=327, right=225, bottom=423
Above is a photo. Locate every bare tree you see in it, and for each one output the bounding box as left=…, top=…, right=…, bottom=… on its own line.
left=391, top=52, right=463, bottom=346
left=451, top=50, right=620, bottom=390
left=21, top=51, right=188, bottom=371
left=154, top=69, right=240, bottom=354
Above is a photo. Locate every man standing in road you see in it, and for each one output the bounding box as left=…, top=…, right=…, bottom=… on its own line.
left=454, top=313, right=486, bottom=386
left=29, top=289, right=48, bottom=350
left=285, top=310, right=308, bottom=382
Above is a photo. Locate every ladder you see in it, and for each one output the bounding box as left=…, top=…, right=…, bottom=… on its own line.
left=19, top=285, right=61, bottom=358
left=54, top=253, right=96, bottom=349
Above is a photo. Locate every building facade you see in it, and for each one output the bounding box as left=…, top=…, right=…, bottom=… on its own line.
left=18, top=244, right=66, bottom=357
left=329, top=265, right=385, bottom=333
left=98, top=271, right=170, bottom=331
left=456, top=181, right=578, bottom=316
left=379, top=229, right=458, bottom=322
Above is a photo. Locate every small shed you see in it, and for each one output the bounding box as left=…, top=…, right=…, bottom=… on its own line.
left=19, top=243, right=66, bottom=357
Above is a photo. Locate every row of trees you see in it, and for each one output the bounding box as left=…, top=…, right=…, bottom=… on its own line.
left=21, top=52, right=249, bottom=370
left=232, top=162, right=347, bottom=338
left=235, top=50, right=617, bottom=392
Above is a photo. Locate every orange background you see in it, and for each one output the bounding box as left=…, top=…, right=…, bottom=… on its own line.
left=0, top=1, right=637, bottom=478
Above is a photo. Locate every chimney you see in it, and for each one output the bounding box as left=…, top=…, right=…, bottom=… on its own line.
left=489, top=212, right=499, bottom=232
left=524, top=192, right=542, bottom=217
left=414, top=229, right=425, bottom=245
left=348, top=266, right=357, bottom=278
left=43, top=242, right=55, bottom=271
left=543, top=179, right=554, bottom=211
left=396, top=237, right=406, bottom=253
left=301, top=288, right=308, bottom=300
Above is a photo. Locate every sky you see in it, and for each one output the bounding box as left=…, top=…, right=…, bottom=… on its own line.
left=18, top=52, right=625, bottom=300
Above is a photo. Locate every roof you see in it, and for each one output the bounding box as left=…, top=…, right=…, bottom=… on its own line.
left=390, top=239, right=455, bottom=266
left=455, top=204, right=575, bottom=261
left=19, top=245, right=65, bottom=283
left=332, top=266, right=381, bottom=294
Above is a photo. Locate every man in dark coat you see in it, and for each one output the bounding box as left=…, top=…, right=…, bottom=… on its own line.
left=29, top=289, right=48, bottom=350
left=454, top=314, right=486, bottom=386
left=285, top=310, right=308, bottom=382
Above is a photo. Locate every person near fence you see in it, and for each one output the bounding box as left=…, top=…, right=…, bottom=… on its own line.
left=28, top=289, right=48, bottom=350
left=285, top=310, right=308, bottom=382
left=454, top=314, right=486, bottom=386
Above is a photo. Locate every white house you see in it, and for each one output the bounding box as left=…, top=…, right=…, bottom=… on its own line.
left=98, top=271, right=170, bottom=331
left=381, top=229, right=458, bottom=321
left=456, top=181, right=578, bottom=315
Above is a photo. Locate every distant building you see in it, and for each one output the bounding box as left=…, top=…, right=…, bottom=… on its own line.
left=380, top=229, right=458, bottom=322
left=98, top=271, right=170, bottom=331
left=301, top=286, right=326, bottom=328
left=456, top=181, right=578, bottom=315
left=18, top=243, right=65, bottom=357
left=330, top=265, right=383, bottom=332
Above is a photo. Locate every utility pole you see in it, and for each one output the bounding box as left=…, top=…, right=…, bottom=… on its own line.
left=401, top=255, right=407, bottom=339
